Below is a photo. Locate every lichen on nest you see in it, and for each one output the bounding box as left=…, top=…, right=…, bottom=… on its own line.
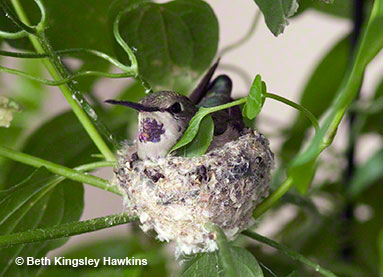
left=114, top=129, right=274, bottom=257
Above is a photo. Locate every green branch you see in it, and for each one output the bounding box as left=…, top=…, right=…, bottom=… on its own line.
left=265, top=92, right=320, bottom=132
left=0, top=29, right=27, bottom=39
left=253, top=177, right=294, bottom=218
left=0, top=48, right=137, bottom=74
left=243, top=230, right=338, bottom=277
left=0, top=213, right=136, bottom=248
left=113, top=8, right=138, bottom=75
left=0, top=64, right=135, bottom=86
left=113, top=4, right=152, bottom=93
left=0, top=146, right=121, bottom=195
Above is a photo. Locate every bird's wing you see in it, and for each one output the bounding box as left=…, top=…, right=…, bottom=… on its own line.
left=189, top=59, right=220, bottom=105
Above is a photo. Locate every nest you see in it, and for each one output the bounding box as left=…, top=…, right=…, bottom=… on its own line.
left=114, top=129, right=274, bottom=256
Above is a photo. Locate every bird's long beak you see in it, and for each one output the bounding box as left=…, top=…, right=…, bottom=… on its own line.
left=105, top=99, right=160, bottom=112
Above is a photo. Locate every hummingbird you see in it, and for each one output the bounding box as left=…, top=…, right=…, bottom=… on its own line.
left=106, top=60, right=244, bottom=160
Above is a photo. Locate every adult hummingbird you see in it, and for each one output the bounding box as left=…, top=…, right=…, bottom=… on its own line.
left=106, top=60, right=244, bottom=160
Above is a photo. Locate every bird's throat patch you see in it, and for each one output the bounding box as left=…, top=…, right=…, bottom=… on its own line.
left=138, top=118, right=165, bottom=143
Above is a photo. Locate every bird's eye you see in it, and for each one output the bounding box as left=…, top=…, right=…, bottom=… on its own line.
left=169, top=102, right=182, bottom=113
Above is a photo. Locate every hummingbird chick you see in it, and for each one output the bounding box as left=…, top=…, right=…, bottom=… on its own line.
left=106, top=91, right=197, bottom=160
left=106, top=61, right=244, bottom=160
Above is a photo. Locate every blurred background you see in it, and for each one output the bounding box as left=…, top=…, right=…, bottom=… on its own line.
left=1, top=0, right=382, bottom=275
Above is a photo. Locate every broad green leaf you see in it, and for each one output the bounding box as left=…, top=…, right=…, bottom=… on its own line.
left=347, top=150, right=383, bottom=198
left=0, top=167, right=83, bottom=276
left=211, top=224, right=236, bottom=277
left=252, top=0, right=299, bottom=36
left=170, top=110, right=208, bottom=153
left=182, top=252, right=221, bottom=277
left=281, top=35, right=350, bottom=163
left=242, top=75, right=265, bottom=120
left=170, top=98, right=246, bottom=154
left=40, top=237, right=167, bottom=277
left=183, top=247, right=263, bottom=277
left=289, top=0, right=383, bottom=193
left=288, top=157, right=317, bottom=194
left=177, top=115, right=214, bottom=157
left=116, top=0, right=219, bottom=92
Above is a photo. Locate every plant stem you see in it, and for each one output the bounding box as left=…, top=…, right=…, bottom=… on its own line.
left=253, top=177, right=294, bottom=218
left=0, top=213, right=136, bottom=248
left=0, top=64, right=135, bottom=86
left=0, top=146, right=121, bottom=195
left=243, top=230, right=338, bottom=277
left=10, top=0, right=116, bottom=161
left=0, top=48, right=138, bottom=72
left=265, top=92, right=319, bottom=132
left=0, top=29, right=27, bottom=39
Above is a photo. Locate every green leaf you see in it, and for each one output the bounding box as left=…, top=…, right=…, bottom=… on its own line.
left=183, top=247, right=263, bottom=277
left=288, top=157, right=317, bottom=194
left=0, top=167, right=83, bottom=275
left=182, top=252, right=221, bottom=277
left=211, top=224, right=236, bottom=277
left=289, top=0, right=383, bottom=192
left=281, top=35, right=350, bottom=163
left=170, top=98, right=246, bottom=154
left=242, top=75, right=265, bottom=120
left=170, top=110, right=208, bottom=153
left=252, top=0, right=299, bottom=36
left=116, top=0, right=219, bottom=92
left=177, top=115, right=214, bottom=157
left=347, top=150, right=383, bottom=198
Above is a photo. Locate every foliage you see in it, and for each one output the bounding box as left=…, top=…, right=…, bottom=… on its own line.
left=0, top=0, right=382, bottom=276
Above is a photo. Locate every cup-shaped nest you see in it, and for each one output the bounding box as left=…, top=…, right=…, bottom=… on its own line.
left=114, top=129, right=274, bottom=256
